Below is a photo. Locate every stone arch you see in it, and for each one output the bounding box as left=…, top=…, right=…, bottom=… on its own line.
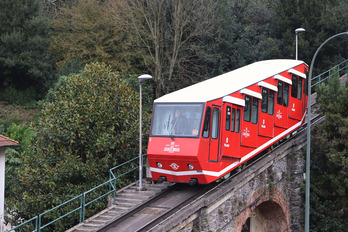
left=234, top=187, right=290, bottom=232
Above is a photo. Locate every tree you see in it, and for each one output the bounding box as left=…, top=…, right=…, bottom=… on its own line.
left=49, top=0, right=141, bottom=76
left=116, top=0, right=219, bottom=97
left=0, top=0, right=55, bottom=95
left=215, top=0, right=280, bottom=73
left=311, top=70, right=348, bottom=231
left=270, top=0, right=348, bottom=74
left=9, top=63, right=150, bottom=229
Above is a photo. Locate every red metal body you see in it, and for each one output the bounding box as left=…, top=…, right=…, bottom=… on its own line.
left=147, top=60, right=308, bottom=184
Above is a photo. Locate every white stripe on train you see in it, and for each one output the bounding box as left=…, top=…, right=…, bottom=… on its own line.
left=150, top=113, right=306, bottom=178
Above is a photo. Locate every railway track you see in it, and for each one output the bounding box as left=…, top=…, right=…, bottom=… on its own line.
left=98, top=183, right=215, bottom=232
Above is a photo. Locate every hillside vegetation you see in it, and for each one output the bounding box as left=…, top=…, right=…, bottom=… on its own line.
left=1, top=0, right=347, bottom=230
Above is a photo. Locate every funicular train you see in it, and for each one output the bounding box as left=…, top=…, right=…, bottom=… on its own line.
left=147, top=59, right=308, bottom=185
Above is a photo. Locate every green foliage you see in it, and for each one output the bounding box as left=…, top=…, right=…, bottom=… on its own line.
left=6, top=123, right=34, bottom=152
left=9, top=62, right=150, bottom=230
left=0, top=0, right=55, bottom=95
left=5, top=124, right=34, bottom=199
left=311, top=71, right=348, bottom=231
left=2, top=85, right=38, bottom=106
left=49, top=0, right=141, bottom=76
left=271, top=0, right=348, bottom=74
left=216, top=0, right=280, bottom=73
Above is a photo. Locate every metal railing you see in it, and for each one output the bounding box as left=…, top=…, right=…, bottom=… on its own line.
left=7, top=155, right=144, bottom=232
left=6, top=59, right=348, bottom=232
left=311, top=59, right=348, bottom=88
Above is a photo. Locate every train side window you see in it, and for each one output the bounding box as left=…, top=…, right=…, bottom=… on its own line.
left=231, top=108, right=235, bottom=132
left=225, top=106, right=231, bottom=131
left=284, top=84, right=289, bottom=107
left=291, top=75, right=298, bottom=98
left=212, top=108, right=219, bottom=139
left=236, top=109, right=240, bottom=133
left=261, top=88, right=268, bottom=113
left=252, top=98, right=258, bottom=124
left=277, top=81, right=283, bottom=105
left=268, top=91, right=274, bottom=115
left=202, top=107, right=211, bottom=138
left=244, top=96, right=251, bottom=122
left=298, top=78, right=302, bottom=100
left=304, top=69, right=308, bottom=95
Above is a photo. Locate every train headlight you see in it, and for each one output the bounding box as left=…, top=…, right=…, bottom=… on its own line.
left=157, top=162, right=163, bottom=168
left=188, top=164, right=194, bottom=170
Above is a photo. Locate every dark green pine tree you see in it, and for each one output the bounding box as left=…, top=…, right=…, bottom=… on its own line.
left=0, top=0, right=55, bottom=95
left=310, top=70, right=348, bottom=231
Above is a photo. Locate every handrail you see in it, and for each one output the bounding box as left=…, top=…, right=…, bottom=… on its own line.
left=6, top=59, right=348, bottom=232
left=7, top=154, right=145, bottom=232
left=311, top=59, right=348, bottom=88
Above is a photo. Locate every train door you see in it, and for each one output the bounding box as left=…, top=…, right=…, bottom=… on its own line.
left=274, top=80, right=290, bottom=128
left=241, top=95, right=259, bottom=148
left=221, top=103, right=241, bottom=158
left=289, top=74, right=304, bottom=120
left=209, top=106, right=221, bottom=162
left=259, top=88, right=275, bottom=137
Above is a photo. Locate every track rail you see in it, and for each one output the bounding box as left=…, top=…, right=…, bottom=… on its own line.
left=97, top=183, right=218, bottom=232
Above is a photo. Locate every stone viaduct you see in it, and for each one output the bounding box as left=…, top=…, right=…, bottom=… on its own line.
left=149, top=120, right=317, bottom=232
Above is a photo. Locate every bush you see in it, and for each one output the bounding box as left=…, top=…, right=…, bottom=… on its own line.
left=11, top=62, right=151, bottom=230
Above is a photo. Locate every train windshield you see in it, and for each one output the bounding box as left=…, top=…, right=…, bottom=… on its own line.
left=150, top=103, right=204, bottom=137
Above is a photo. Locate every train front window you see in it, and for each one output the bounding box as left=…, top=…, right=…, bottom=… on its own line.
left=150, top=103, right=204, bottom=137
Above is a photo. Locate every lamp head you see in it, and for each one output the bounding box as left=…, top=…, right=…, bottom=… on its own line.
left=295, top=28, right=306, bottom=34
left=138, top=74, right=152, bottom=83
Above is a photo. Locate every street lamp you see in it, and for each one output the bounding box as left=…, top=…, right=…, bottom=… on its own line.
left=295, top=28, right=306, bottom=60
left=138, top=74, right=152, bottom=191
left=305, top=31, right=348, bottom=232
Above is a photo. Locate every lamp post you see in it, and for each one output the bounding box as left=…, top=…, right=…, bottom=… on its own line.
left=305, top=31, right=348, bottom=232
left=138, top=74, right=152, bottom=191
left=295, top=28, right=306, bottom=60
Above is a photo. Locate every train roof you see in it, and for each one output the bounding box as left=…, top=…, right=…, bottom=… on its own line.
left=154, top=59, right=305, bottom=103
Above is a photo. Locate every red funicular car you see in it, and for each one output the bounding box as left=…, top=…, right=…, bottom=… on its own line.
left=147, top=59, right=308, bottom=185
